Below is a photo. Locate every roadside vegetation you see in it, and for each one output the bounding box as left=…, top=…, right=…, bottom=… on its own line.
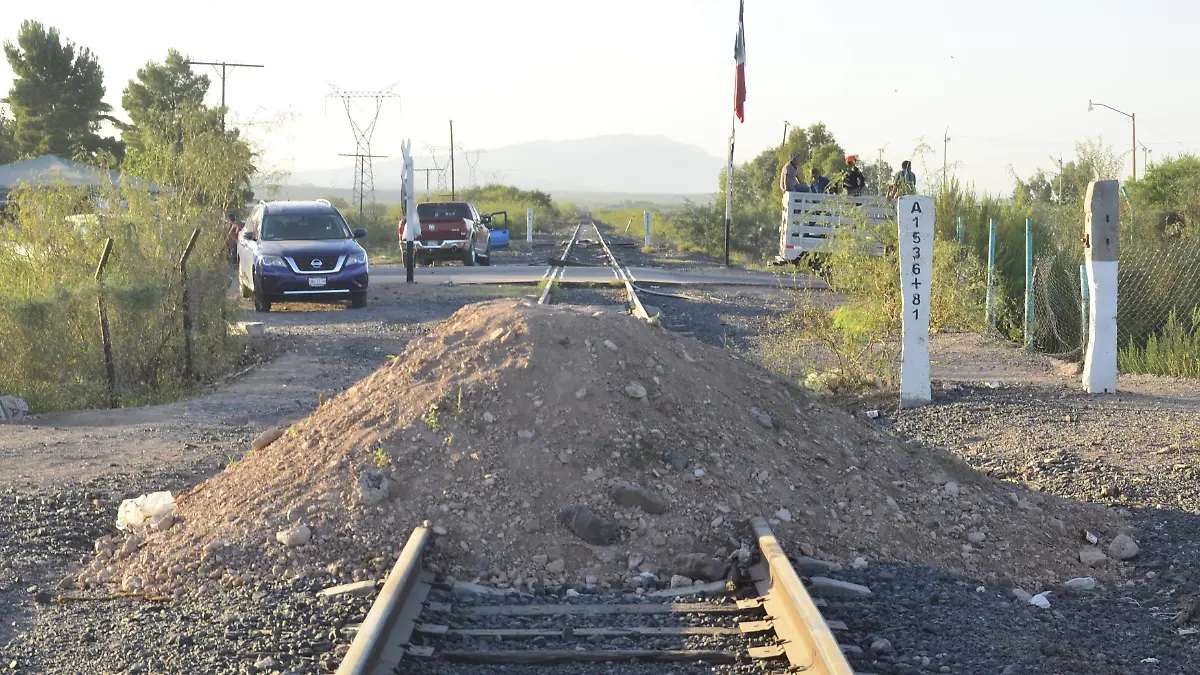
left=0, top=22, right=255, bottom=410
left=639, top=119, right=1200, bottom=382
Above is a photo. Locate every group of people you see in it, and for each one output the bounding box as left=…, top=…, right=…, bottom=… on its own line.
left=778, top=152, right=917, bottom=199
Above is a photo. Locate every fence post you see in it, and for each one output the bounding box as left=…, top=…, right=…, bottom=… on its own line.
left=956, top=216, right=965, bottom=245
left=985, top=218, right=997, bottom=328
left=95, top=238, right=117, bottom=409
left=1024, top=218, right=1034, bottom=350
left=1082, top=180, right=1120, bottom=394
left=644, top=211, right=651, bottom=248
left=179, top=228, right=201, bottom=380
left=526, top=207, right=534, bottom=245
left=898, top=195, right=934, bottom=408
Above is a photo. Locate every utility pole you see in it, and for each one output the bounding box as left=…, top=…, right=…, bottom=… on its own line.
left=449, top=120, right=456, bottom=200
left=1132, top=112, right=1137, bottom=181
left=184, top=60, right=264, bottom=132
left=338, top=152, right=388, bottom=219
left=1139, top=141, right=1151, bottom=173
left=416, top=168, right=436, bottom=193
left=942, top=126, right=951, bottom=194
left=781, top=120, right=790, bottom=149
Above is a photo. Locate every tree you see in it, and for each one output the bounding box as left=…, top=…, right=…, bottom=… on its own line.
left=122, top=105, right=255, bottom=213
left=2, top=21, right=121, bottom=162
left=1128, top=154, right=1200, bottom=239
left=0, top=111, right=16, bottom=164
left=121, top=50, right=217, bottom=154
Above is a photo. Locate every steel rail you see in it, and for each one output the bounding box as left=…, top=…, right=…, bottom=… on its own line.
left=749, top=516, right=854, bottom=674
left=336, top=523, right=432, bottom=675
left=590, top=220, right=650, bottom=320
left=538, top=223, right=581, bottom=305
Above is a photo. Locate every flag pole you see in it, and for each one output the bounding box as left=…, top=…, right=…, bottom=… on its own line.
left=725, top=112, right=735, bottom=267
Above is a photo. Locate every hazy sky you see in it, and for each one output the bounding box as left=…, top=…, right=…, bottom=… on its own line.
left=2, top=0, right=1197, bottom=194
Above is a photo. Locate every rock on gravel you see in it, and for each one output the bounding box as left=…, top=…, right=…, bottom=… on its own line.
left=1079, top=547, right=1108, bottom=567
left=624, top=381, right=648, bottom=399
left=609, top=481, right=667, bottom=514
left=275, top=524, right=310, bottom=547
left=354, top=470, right=389, bottom=505
left=672, top=553, right=726, bottom=582
left=557, top=504, right=618, bottom=545
left=251, top=427, right=285, bottom=451
left=1108, top=533, right=1139, bottom=560
left=1063, top=577, right=1096, bottom=591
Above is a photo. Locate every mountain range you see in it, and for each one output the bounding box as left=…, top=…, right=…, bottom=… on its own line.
left=281, top=134, right=725, bottom=195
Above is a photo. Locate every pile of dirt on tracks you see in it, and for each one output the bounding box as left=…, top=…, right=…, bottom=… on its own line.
left=87, top=299, right=1127, bottom=597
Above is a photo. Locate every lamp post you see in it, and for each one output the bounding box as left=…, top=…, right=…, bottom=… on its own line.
left=1088, top=99, right=1136, bottom=181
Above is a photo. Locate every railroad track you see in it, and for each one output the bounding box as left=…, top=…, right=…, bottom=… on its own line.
left=334, top=518, right=858, bottom=674
left=537, top=217, right=650, bottom=320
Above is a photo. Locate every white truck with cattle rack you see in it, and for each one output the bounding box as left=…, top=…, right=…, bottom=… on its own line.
left=773, top=191, right=894, bottom=264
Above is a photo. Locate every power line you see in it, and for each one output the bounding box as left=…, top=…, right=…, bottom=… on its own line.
left=184, top=60, right=264, bottom=132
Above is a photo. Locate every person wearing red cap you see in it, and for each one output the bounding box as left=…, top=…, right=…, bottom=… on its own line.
left=842, top=155, right=867, bottom=197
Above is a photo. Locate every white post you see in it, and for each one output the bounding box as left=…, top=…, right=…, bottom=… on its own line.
left=1083, top=180, right=1119, bottom=394
left=526, top=207, right=534, bottom=245
left=898, top=195, right=934, bottom=408
left=644, top=211, right=651, bottom=248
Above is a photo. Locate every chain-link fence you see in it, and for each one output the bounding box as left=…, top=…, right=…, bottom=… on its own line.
left=1031, top=240, right=1200, bottom=369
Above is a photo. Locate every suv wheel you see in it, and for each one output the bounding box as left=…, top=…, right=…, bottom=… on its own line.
left=462, top=240, right=477, bottom=267
left=350, top=292, right=368, bottom=309
left=253, top=273, right=272, bottom=313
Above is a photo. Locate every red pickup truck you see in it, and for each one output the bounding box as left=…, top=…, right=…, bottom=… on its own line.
left=399, top=201, right=492, bottom=266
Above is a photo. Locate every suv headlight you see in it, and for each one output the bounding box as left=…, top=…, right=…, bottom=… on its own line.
left=346, top=252, right=368, bottom=266
left=259, top=254, right=288, bottom=267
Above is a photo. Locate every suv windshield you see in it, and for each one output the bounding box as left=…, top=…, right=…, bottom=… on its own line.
left=417, top=203, right=470, bottom=220
left=261, top=213, right=351, bottom=241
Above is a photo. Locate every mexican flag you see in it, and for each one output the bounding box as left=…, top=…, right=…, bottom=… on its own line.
left=733, top=0, right=746, bottom=122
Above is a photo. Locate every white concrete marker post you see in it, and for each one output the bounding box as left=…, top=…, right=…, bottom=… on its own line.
left=526, top=207, right=534, bottom=245
left=401, top=141, right=417, bottom=283
left=897, top=195, right=934, bottom=408
left=644, top=211, right=652, bottom=248
left=1083, top=180, right=1119, bottom=394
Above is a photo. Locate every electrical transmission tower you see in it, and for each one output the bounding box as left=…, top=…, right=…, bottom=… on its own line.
left=424, top=144, right=449, bottom=194
left=464, top=150, right=484, bottom=188
left=327, top=84, right=399, bottom=218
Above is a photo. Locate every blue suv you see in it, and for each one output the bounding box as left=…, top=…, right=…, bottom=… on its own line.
left=236, top=200, right=369, bottom=312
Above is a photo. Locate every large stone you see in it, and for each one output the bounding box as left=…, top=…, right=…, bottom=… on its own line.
left=276, top=524, right=311, bottom=547
left=672, top=553, right=727, bottom=582
left=252, top=427, right=285, bottom=451
left=1079, top=547, right=1108, bottom=567
left=610, top=482, right=667, bottom=515
left=1108, top=534, right=1139, bottom=561
left=0, top=396, right=30, bottom=423
left=355, top=470, right=390, bottom=505
left=624, top=382, right=648, bottom=400
left=558, top=504, right=619, bottom=545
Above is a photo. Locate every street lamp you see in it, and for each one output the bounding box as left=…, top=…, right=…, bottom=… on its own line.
left=1088, top=99, right=1137, bottom=181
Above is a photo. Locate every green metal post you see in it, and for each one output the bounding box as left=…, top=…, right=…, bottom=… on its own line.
left=986, top=218, right=997, bottom=328
left=1024, top=218, right=1034, bottom=349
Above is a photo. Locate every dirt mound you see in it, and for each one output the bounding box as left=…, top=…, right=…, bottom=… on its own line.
left=86, top=299, right=1125, bottom=597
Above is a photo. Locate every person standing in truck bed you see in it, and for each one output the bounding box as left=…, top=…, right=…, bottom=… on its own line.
left=842, top=155, right=867, bottom=197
